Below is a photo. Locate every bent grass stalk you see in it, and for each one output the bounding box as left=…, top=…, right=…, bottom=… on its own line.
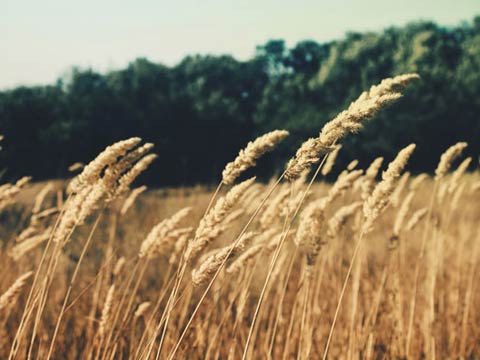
left=267, top=247, right=299, bottom=356
left=166, top=173, right=286, bottom=360
left=242, top=153, right=330, bottom=360
left=8, top=194, right=72, bottom=360
left=204, top=274, right=248, bottom=359
left=64, top=251, right=119, bottom=313
left=459, top=228, right=480, bottom=357
left=144, top=285, right=191, bottom=359
left=405, top=181, right=438, bottom=356
left=29, top=198, right=90, bottom=359
left=104, top=259, right=150, bottom=359
left=297, top=270, right=310, bottom=360
left=322, top=230, right=365, bottom=359
left=138, top=285, right=191, bottom=359
left=245, top=183, right=295, bottom=360
left=46, top=213, right=104, bottom=358
left=227, top=262, right=260, bottom=358
left=150, top=181, right=223, bottom=358
left=134, top=264, right=175, bottom=359
left=28, top=222, right=77, bottom=359
left=101, top=261, right=141, bottom=358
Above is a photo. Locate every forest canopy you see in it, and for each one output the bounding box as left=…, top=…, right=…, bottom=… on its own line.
left=1, top=17, right=480, bottom=186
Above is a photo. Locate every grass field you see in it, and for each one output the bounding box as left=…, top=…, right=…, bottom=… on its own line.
left=1, top=74, right=479, bottom=359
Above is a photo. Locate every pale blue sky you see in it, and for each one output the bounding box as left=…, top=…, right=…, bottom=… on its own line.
left=2, top=0, right=479, bottom=89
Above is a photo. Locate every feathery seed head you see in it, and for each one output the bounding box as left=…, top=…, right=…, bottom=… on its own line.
left=121, top=185, right=147, bottom=215
left=0, top=271, right=34, bottom=312
left=362, top=144, right=416, bottom=233
left=319, top=74, right=420, bottom=146
left=347, top=160, right=359, bottom=171
left=285, top=138, right=333, bottom=181
left=139, top=207, right=192, bottom=259
left=226, top=244, right=263, bottom=275
left=410, top=173, right=429, bottom=191
left=406, top=208, right=428, bottom=231
left=435, top=142, right=468, bottom=180
left=393, top=191, right=414, bottom=236
left=295, top=199, right=326, bottom=252
left=321, top=144, right=342, bottom=176
left=327, top=201, right=362, bottom=240
left=185, top=177, right=255, bottom=262
left=448, top=157, right=472, bottom=194
left=286, top=74, right=418, bottom=182
left=69, top=137, right=141, bottom=194
left=191, top=232, right=255, bottom=287
left=98, top=284, right=115, bottom=338
left=222, top=130, right=288, bottom=185
left=390, top=172, right=410, bottom=207
left=134, top=302, right=151, bottom=319
left=113, top=257, right=126, bottom=276
left=361, top=157, right=384, bottom=200
left=328, top=169, right=363, bottom=203
left=115, top=153, right=157, bottom=196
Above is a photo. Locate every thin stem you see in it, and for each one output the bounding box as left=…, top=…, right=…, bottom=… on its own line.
left=64, top=252, right=120, bottom=313
left=267, top=248, right=298, bottom=355
left=100, top=260, right=140, bottom=358
left=405, top=181, right=438, bottom=357
left=242, top=153, right=330, bottom=360
left=322, top=231, right=365, bottom=360
left=47, top=213, right=103, bottom=359
left=154, top=262, right=187, bottom=359
left=151, top=181, right=223, bottom=358
left=107, top=259, right=150, bottom=353
left=206, top=182, right=223, bottom=215
left=166, top=173, right=285, bottom=360
left=297, top=271, right=310, bottom=360
left=9, top=195, right=71, bottom=360
left=142, top=286, right=188, bottom=360
left=28, top=224, right=76, bottom=359
left=134, top=263, right=174, bottom=359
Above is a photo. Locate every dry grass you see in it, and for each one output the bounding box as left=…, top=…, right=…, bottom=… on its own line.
left=0, top=74, right=479, bottom=359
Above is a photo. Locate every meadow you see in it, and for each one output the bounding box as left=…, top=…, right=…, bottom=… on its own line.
left=0, top=74, right=479, bottom=359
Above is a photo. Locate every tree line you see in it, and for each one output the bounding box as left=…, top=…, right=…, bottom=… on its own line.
left=1, top=17, right=479, bottom=186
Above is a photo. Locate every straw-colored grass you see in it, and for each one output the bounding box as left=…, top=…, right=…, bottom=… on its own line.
left=1, top=74, right=479, bottom=359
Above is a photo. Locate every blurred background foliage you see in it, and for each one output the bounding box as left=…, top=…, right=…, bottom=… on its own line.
left=1, top=17, right=480, bottom=186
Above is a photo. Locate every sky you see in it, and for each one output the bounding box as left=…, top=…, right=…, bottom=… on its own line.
left=1, top=0, right=479, bottom=89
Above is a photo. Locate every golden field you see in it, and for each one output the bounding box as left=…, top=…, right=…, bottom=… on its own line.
left=1, top=74, right=479, bottom=359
